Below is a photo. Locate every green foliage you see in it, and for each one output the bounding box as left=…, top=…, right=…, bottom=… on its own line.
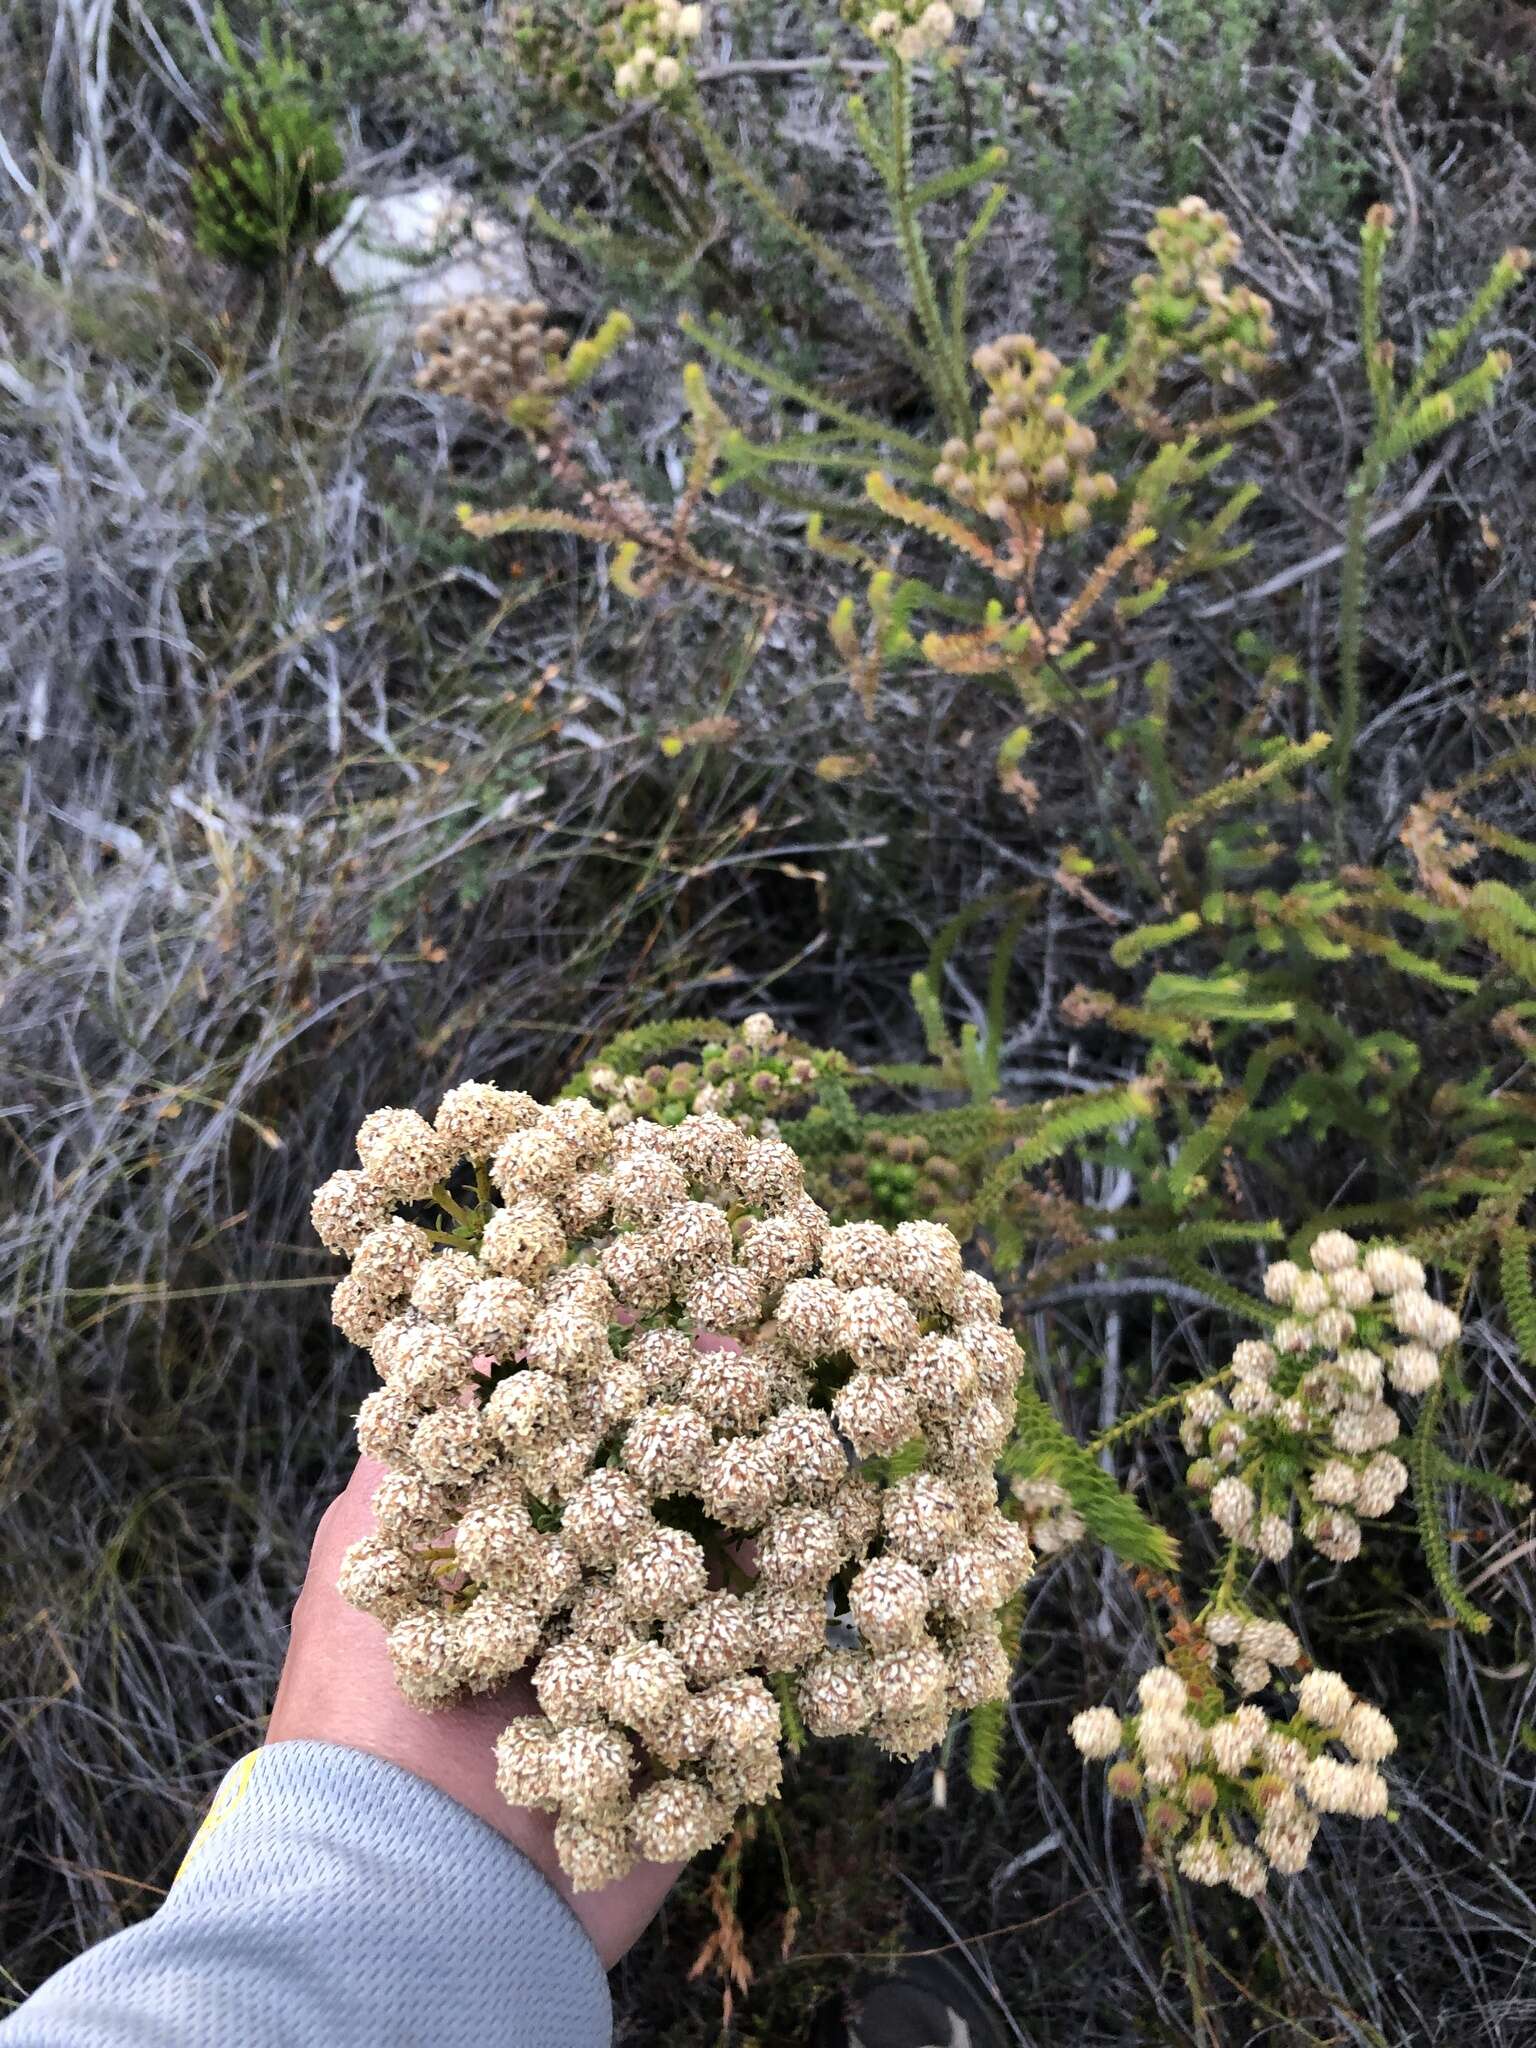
left=190, top=10, right=349, bottom=266
left=965, top=1697, right=1006, bottom=1792
left=1001, top=1383, right=1179, bottom=1574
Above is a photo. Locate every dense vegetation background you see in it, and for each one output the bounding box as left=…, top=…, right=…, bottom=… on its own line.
left=3, top=3, right=1535, bottom=2040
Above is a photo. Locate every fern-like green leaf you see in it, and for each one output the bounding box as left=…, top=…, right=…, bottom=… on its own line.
left=1410, top=1384, right=1493, bottom=1635
left=1499, top=1227, right=1536, bottom=1366
left=966, top=1698, right=1006, bottom=1791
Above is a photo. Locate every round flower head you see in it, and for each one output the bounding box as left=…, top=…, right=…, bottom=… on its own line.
left=487, top=1369, right=572, bottom=1453
left=495, top=1717, right=556, bottom=1808
left=737, top=1214, right=819, bottom=1289
left=390, top=1326, right=474, bottom=1406
left=561, top=1469, right=652, bottom=1565
left=412, top=1405, right=494, bottom=1485
left=532, top=1639, right=610, bottom=1726
left=748, top=1589, right=829, bottom=1671
left=548, top=1724, right=635, bottom=1818
left=630, top=1780, right=730, bottom=1863
left=1297, top=1669, right=1353, bottom=1728
left=555, top=1815, right=634, bottom=1892
left=760, top=1405, right=847, bottom=1503
left=621, top=1403, right=714, bottom=1495
left=456, top=1498, right=540, bottom=1587
left=665, top=1590, right=756, bottom=1686
left=654, top=1200, right=735, bottom=1284
left=819, top=1220, right=903, bottom=1292
left=331, top=1273, right=395, bottom=1346
left=371, top=1468, right=458, bottom=1544
left=356, top=1107, right=455, bottom=1200
left=734, top=1137, right=804, bottom=1210
left=832, top=1370, right=921, bottom=1458
left=1388, top=1342, right=1440, bottom=1396
left=355, top=1385, right=420, bottom=1464
left=616, top=1526, right=708, bottom=1622
left=836, top=1285, right=920, bottom=1372
left=610, top=1152, right=688, bottom=1227
left=757, top=1507, right=844, bottom=1591
left=409, top=1249, right=481, bottom=1322
left=564, top=1580, right=637, bottom=1655
left=849, top=1556, right=928, bottom=1652
left=697, top=1434, right=783, bottom=1528
left=667, top=1110, right=747, bottom=1188
left=524, top=1301, right=611, bottom=1379
left=1069, top=1705, right=1123, bottom=1760
left=944, top=1627, right=1012, bottom=1709
left=626, top=1326, right=696, bottom=1397
left=456, top=1277, right=535, bottom=1360
left=435, top=1081, right=539, bottom=1158
left=681, top=1346, right=773, bottom=1430
left=797, top=1648, right=874, bottom=1737
left=480, top=1200, right=567, bottom=1284
left=600, top=1232, right=671, bottom=1313
left=881, top=1473, right=965, bottom=1564
left=774, top=1277, right=844, bottom=1358
left=337, top=1535, right=432, bottom=1624
left=490, top=1126, right=579, bottom=1202
left=458, top=1591, right=541, bottom=1687
left=311, top=1170, right=392, bottom=1254
left=868, top=1641, right=947, bottom=1719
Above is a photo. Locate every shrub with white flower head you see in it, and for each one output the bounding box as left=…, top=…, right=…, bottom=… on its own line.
left=1180, top=1232, right=1459, bottom=1566
left=1069, top=1658, right=1397, bottom=1898
left=314, top=1088, right=1033, bottom=1888
left=602, top=0, right=705, bottom=98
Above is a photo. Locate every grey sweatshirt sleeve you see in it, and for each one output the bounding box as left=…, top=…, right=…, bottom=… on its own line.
left=0, top=1740, right=612, bottom=2048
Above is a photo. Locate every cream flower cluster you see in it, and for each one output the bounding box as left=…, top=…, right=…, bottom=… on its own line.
left=604, top=0, right=704, bottom=97
left=857, top=0, right=985, bottom=61
left=1070, top=1662, right=1397, bottom=1897
left=314, top=1090, right=1032, bottom=1889
left=1008, top=1475, right=1086, bottom=1556
left=933, top=334, right=1118, bottom=540
left=1120, top=196, right=1276, bottom=420
left=1182, top=1234, right=1459, bottom=1565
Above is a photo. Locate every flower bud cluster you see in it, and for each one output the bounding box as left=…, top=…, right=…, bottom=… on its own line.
left=570, top=1012, right=843, bottom=1133
left=934, top=335, right=1118, bottom=540
left=1121, top=197, right=1276, bottom=423
left=317, top=1086, right=1031, bottom=1888
left=604, top=0, right=705, bottom=97
left=857, top=0, right=985, bottom=61
left=415, top=299, right=572, bottom=422
left=822, top=1125, right=969, bottom=1235
left=1182, top=1234, right=1458, bottom=1565
left=1070, top=1661, right=1396, bottom=1896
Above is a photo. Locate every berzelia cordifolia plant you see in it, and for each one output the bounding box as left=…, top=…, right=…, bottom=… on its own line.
left=366, top=0, right=1533, bottom=1923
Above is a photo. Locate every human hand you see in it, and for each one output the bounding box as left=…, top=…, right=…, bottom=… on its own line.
left=266, top=1456, right=682, bottom=1967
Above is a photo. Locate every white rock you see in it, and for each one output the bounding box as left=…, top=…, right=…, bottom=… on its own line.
left=315, top=181, right=531, bottom=344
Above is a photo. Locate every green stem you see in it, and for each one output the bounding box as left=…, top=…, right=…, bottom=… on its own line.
left=679, top=95, right=930, bottom=389
left=679, top=314, right=932, bottom=461
left=1330, top=473, right=1376, bottom=835
left=431, top=1181, right=478, bottom=1230
left=1088, top=1365, right=1235, bottom=1452
left=884, top=59, right=973, bottom=437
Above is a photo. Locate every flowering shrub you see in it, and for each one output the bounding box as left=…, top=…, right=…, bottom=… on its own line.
left=314, top=1086, right=1035, bottom=1887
